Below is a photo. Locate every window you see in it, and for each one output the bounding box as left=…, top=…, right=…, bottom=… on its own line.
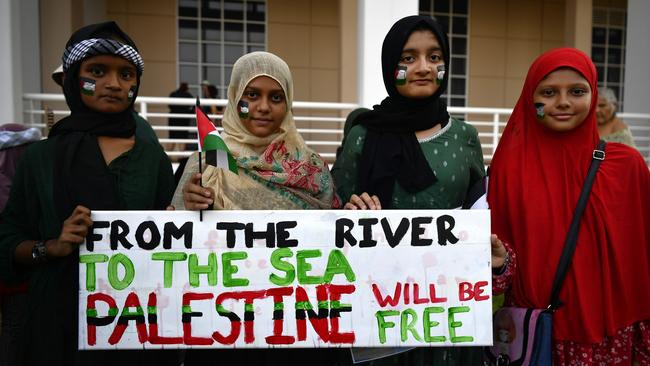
left=178, top=0, right=267, bottom=98
left=419, top=0, right=469, bottom=107
left=592, top=6, right=626, bottom=108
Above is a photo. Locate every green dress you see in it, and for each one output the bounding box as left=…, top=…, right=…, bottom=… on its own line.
left=331, top=118, right=486, bottom=366
left=332, top=118, right=485, bottom=209
left=0, top=127, right=175, bottom=366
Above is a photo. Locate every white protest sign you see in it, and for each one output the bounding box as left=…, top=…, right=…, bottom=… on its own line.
left=78, top=210, right=492, bottom=350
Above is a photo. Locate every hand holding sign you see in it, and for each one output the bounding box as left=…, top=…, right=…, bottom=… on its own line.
left=344, top=192, right=382, bottom=210
left=48, top=205, right=93, bottom=257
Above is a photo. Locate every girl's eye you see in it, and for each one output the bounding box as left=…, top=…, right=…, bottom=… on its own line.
left=245, top=91, right=258, bottom=99
left=430, top=54, right=442, bottom=62
left=541, top=88, right=554, bottom=97
left=571, top=88, right=587, bottom=96
left=121, top=69, right=135, bottom=80
left=89, top=67, right=104, bottom=77
left=271, top=93, right=285, bottom=103
left=400, top=55, right=415, bottom=63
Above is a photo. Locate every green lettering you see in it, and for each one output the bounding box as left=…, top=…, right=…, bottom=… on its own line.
left=423, top=306, right=446, bottom=342
left=188, top=253, right=218, bottom=287
left=269, top=248, right=295, bottom=286
left=375, top=310, right=399, bottom=344
left=151, top=252, right=188, bottom=288
left=448, top=306, right=473, bottom=343
left=79, top=254, right=109, bottom=291
left=107, top=254, right=135, bottom=290
left=296, top=249, right=322, bottom=284
left=401, top=308, right=422, bottom=342
left=222, top=251, right=249, bottom=287
left=322, top=249, right=356, bottom=283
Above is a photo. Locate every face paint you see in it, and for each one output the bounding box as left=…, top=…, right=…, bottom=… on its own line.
left=127, top=85, right=137, bottom=102
left=238, top=100, right=249, bottom=119
left=79, top=77, right=96, bottom=96
left=436, top=64, right=446, bottom=85
left=535, top=102, right=545, bottom=120
left=395, top=65, right=407, bottom=86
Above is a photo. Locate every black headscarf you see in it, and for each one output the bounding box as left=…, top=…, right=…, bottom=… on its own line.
left=51, top=21, right=143, bottom=221
left=355, top=15, right=450, bottom=207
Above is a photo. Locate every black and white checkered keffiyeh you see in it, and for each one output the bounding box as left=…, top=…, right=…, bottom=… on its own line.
left=62, top=38, right=144, bottom=74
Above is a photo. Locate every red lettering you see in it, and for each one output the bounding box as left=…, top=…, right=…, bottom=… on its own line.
left=182, top=292, right=214, bottom=345
left=86, top=293, right=117, bottom=346
left=327, top=284, right=355, bottom=344
left=295, top=286, right=329, bottom=342
left=458, top=281, right=474, bottom=301
left=429, top=284, right=447, bottom=303
left=147, top=292, right=182, bottom=345
left=473, top=281, right=489, bottom=301
left=371, top=282, right=402, bottom=307
left=265, top=287, right=295, bottom=345
left=108, top=292, right=148, bottom=345
left=413, top=284, right=429, bottom=304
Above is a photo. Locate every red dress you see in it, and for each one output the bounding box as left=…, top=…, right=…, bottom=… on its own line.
left=487, top=48, right=650, bottom=365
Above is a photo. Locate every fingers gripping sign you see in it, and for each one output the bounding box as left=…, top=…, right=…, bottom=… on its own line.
left=344, top=192, right=382, bottom=210
left=48, top=205, right=93, bottom=258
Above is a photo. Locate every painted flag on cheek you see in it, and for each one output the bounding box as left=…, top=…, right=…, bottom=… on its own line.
left=196, top=100, right=238, bottom=174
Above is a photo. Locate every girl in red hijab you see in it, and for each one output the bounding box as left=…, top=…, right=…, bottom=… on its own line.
left=488, top=48, right=650, bottom=365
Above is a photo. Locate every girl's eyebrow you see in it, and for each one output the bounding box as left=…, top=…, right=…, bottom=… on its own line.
left=401, top=46, right=442, bottom=54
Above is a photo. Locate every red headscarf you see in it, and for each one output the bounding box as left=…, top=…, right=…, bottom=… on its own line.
left=488, top=48, right=650, bottom=343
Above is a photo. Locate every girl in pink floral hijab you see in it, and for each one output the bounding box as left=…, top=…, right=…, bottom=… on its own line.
left=173, top=52, right=340, bottom=210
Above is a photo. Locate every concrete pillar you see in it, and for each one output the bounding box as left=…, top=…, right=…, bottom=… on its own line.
left=357, top=0, right=418, bottom=108
left=0, top=0, right=23, bottom=124
left=564, top=0, right=592, bottom=55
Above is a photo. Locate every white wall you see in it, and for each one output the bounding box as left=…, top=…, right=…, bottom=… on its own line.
left=623, top=0, right=650, bottom=115
left=357, top=0, right=418, bottom=108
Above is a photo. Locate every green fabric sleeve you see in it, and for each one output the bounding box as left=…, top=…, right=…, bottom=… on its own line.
left=330, top=124, right=367, bottom=204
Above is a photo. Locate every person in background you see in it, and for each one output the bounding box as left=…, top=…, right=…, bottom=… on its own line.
left=168, top=82, right=195, bottom=150
left=0, top=21, right=176, bottom=366
left=0, top=123, right=41, bottom=366
left=596, top=87, right=637, bottom=148
left=489, top=48, right=650, bottom=365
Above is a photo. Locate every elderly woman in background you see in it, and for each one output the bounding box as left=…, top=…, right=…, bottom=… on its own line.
left=596, top=87, right=637, bottom=148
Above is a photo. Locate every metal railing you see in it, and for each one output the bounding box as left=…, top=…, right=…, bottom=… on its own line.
left=22, top=93, right=650, bottom=166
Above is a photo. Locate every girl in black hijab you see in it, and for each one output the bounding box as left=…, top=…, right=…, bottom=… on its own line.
left=331, top=15, right=489, bottom=365
left=332, top=15, right=485, bottom=212
left=0, top=22, right=175, bottom=366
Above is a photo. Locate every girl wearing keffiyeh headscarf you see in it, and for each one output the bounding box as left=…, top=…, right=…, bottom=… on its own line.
left=0, top=22, right=175, bottom=366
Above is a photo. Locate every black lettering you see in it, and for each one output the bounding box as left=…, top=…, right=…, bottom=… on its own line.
left=436, top=215, right=458, bottom=246
left=86, top=221, right=109, bottom=252
left=380, top=217, right=409, bottom=248
left=411, top=217, right=433, bottom=246
left=110, top=220, right=132, bottom=250
left=245, top=222, right=275, bottom=248
left=276, top=221, right=298, bottom=248
left=216, top=222, right=246, bottom=248
left=359, top=218, right=378, bottom=247
left=335, top=218, right=356, bottom=248
left=163, top=221, right=193, bottom=249
left=135, top=221, right=161, bottom=250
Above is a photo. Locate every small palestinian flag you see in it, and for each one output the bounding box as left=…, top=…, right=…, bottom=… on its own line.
left=80, top=77, right=95, bottom=95
left=395, top=65, right=407, bottom=86
left=196, top=100, right=238, bottom=174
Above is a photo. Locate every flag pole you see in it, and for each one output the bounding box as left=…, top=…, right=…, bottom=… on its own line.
left=196, top=97, right=203, bottom=222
